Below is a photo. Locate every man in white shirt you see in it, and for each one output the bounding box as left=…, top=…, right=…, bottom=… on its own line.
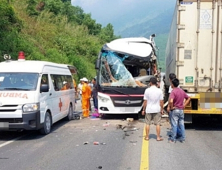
left=142, top=77, right=164, bottom=141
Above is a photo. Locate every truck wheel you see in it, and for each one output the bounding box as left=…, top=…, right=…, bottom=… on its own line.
left=40, top=112, right=52, bottom=135
left=65, top=105, right=73, bottom=121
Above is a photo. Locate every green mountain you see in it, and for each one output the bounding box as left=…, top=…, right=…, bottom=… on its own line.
left=0, top=0, right=118, bottom=81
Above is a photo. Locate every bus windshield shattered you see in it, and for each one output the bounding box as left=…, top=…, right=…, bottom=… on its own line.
left=99, top=51, right=141, bottom=87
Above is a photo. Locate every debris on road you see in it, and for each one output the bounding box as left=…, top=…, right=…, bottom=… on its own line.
left=122, top=126, right=126, bottom=130
left=123, top=132, right=130, bottom=139
left=125, top=132, right=130, bottom=136
left=83, top=142, right=89, bottom=145
left=116, top=124, right=126, bottom=130
left=116, top=124, right=122, bottom=129
left=129, top=141, right=137, bottom=146
left=93, top=141, right=99, bottom=145
left=126, top=118, right=134, bottom=122
left=116, top=118, right=140, bottom=140
left=103, top=122, right=110, bottom=127
left=124, top=127, right=139, bottom=132
left=126, top=117, right=136, bottom=127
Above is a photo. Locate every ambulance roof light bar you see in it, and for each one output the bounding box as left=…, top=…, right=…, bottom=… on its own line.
left=18, top=51, right=25, bottom=61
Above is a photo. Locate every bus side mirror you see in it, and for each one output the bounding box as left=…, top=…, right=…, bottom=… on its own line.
left=95, top=59, right=100, bottom=69
left=40, top=84, right=49, bottom=93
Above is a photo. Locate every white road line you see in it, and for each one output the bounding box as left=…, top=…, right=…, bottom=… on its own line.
left=0, top=135, right=26, bottom=148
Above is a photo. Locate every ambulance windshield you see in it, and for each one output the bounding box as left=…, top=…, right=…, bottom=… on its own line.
left=0, top=73, right=39, bottom=90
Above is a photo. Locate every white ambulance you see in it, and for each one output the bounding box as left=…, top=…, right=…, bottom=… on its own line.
left=0, top=52, right=76, bottom=134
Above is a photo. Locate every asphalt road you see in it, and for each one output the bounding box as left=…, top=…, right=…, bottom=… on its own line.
left=149, top=116, right=222, bottom=170
left=0, top=100, right=222, bottom=170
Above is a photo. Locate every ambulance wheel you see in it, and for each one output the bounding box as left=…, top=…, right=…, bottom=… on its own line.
left=65, top=105, right=73, bottom=121
left=40, top=112, right=52, bottom=135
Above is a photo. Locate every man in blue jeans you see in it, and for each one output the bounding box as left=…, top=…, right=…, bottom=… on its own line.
left=168, top=78, right=190, bottom=143
left=167, top=73, right=182, bottom=138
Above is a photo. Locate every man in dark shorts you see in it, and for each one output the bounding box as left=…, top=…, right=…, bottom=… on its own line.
left=142, top=77, right=164, bottom=141
left=168, top=78, right=190, bottom=143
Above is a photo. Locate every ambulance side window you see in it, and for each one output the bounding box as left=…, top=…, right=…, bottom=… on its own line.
left=50, top=74, right=73, bottom=91
left=50, top=75, right=60, bottom=91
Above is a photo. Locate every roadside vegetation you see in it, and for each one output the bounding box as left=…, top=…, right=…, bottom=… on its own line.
left=0, top=0, right=119, bottom=80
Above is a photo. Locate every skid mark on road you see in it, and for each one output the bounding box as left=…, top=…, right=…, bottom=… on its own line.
left=140, top=125, right=149, bottom=170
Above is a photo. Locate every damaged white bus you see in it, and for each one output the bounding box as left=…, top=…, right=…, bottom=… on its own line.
left=95, top=35, right=161, bottom=116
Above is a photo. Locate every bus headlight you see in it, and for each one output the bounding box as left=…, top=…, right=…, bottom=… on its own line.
left=98, top=95, right=109, bottom=102
left=23, top=103, right=40, bottom=113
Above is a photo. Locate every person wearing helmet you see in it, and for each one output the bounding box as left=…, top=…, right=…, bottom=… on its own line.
left=61, top=81, right=68, bottom=90
left=81, top=77, right=91, bottom=118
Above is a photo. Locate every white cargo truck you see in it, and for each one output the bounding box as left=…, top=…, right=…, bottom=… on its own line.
left=164, top=0, right=222, bottom=122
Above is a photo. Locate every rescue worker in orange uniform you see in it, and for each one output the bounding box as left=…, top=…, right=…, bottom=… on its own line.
left=81, top=77, right=91, bottom=117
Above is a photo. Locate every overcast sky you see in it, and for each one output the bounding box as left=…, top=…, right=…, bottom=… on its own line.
left=71, top=0, right=177, bottom=38
left=71, top=0, right=141, bottom=25
left=71, top=0, right=176, bottom=27
left=71, top=0, right=141, bottom=9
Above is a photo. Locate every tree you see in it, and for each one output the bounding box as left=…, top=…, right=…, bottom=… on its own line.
left=100, top=23, right=120, bottom=43
left=0, top=0, right=21, bottom=59
left=26, top=0, right=40, bottom=16
left=61, top=0, right=70, bottom=2
left=61, top=3, right=85, bottom=24
left=82, top=13, right=102, bottom=35
left=44, top=0, right=63, bottom=15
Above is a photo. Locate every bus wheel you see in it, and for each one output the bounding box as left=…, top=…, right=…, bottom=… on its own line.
left=40, top=112, right=52, bottom=135
left=65, top=105, right=73, bottom=121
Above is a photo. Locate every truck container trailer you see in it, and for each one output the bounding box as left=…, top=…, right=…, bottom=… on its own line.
left=164, top=0, right=222, bottom=122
